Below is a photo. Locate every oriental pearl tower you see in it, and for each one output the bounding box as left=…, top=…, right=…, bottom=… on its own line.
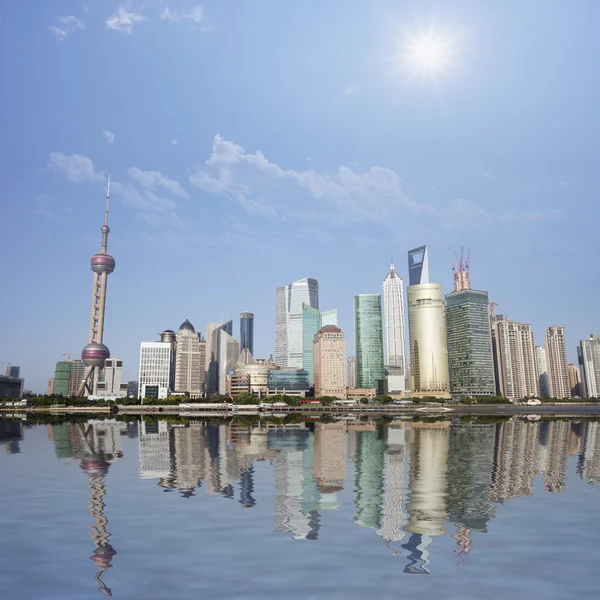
left=78, top=177, right=115, bottom=396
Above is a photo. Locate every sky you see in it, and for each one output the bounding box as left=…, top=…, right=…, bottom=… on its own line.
left=1, top=0, right=599, bottom=392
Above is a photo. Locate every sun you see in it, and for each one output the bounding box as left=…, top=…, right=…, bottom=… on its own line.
left=400, top=28, right=457, bottom=78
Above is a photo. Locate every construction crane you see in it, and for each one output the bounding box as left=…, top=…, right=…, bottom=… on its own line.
left=452, top=247, right=471, bottom=291
left=489, top=302, right=499, bottom=318
left=63, top=353, right=72, bottom=361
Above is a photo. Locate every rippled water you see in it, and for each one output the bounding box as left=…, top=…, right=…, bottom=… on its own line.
left=1, top=416, right=600, bottom=599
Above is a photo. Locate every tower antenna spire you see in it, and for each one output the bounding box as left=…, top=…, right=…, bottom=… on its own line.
left=104, top=175, right=111, bottom=226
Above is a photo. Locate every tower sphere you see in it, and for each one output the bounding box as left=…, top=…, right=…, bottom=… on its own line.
left=81, top=342, right=110, bottom=367
left=91, top=253, right=115, bottom=274
left=101, top=224, right=110, bottom=234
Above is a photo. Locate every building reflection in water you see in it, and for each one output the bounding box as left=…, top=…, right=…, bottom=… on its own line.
left=42, top=416, right=600, bottom=579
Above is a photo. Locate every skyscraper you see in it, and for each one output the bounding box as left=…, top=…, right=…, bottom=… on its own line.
left=240, top=312, right=254, bottom=355
left=313, top=325, right=346, bottom=399
left=445, top=289, right=495, bottom=396
left=383, top=262, right=407, bottom=392
left=139, top=342, right=173, bottom=399
left=96, top=358, right=128, bottom=397
left=491, top=317, right=539, bottom=401
left=174, top=320, right=206, bottom=398
left=406, top=246, right=449, bottom=396
left=578, top=334, right=600, bottom=398
left=53, top=359, right=86, bottom=397
left=79, top=178, right=115, bottom=396
left=354, top=295, right=384, bottom=389
left=4, top=365, right=20, bottom=378
left=207, top=321, right=239, bottom=396
left=347, top=356, right=357, bottom=389
left=545, top=326, right=571, bottom=399
left=274, top=278, right=319, bottom=368
left=568, top=364, right=582, bottom=398
left=536, top=345, right=549, bottom=397
left=302, top=304, right=337, bottom=385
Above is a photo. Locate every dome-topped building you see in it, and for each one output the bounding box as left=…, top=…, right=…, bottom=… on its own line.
left=179, top=319, right=195, bottom=332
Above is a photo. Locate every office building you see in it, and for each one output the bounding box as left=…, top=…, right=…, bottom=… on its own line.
left=174, top=319, right=206, bottom=397
left=240, top=312, right=254, bottom=355
left=578, top=334, right=600, bottom=398
left=267, top=369, right=310, bottom=397
left=354, top=294, right=384, bottom=389
left=4, top=365, right=20, bottom=378
left=127, top=381, right=139, bottom=398
left=78, top=178, right=116, bottom=396
left=275, top=278, right=319, bottom=368
left=313, top=325, right=346, bottom=399
left=231, top=351, right=279, bottom=398
left=536, top=346, right=549, bottom=397
left=207, top=321, right=239, bottom=396
left=568, top=364, right=582, bottom=398
left=159, top=329, right=177, bottom=391
left=545, top=326, right=571, bottom=399
left=347, top=356, right=357, bottom=389
left=302, top=304, right=338, bottom=385
left=46, top=378, right=55, bottom=395
left=138, top=342, right=173, bottom=399
left=53, top=359, right=86, bottom=397
left=383, top=262, right=407, bottom=392
left=0, top=375, right=24, bottom=399
left=491, top=317, right=539, bottom=401
left=445, top=289, right=495, bottom=396
left=408, top=245, right=430, bottom=286
left=205, top=322, right=224, bottom=371
left=96, top=358, right=128, bottom=397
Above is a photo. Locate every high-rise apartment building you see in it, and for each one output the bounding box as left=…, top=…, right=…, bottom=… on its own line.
left=383, top=262, right=406, bottom=392
left=535, top=346, right=549, bottom=397
left=96, top=358, right=128, bottom=397
left=53, top=360, right=86, bottom=397
left=302, top=304, right=337, bottom=385
left=406, top=245, right=450, bottom=396
left=347, top=356, right=357, bottom=389
left=578, top=334, right=600, bottom=398
left=568, top=364, right=582, bottom=398
left=354, top=295, right=384, bottom=389
left=491, top=317, right=539, bottom=402
left=445, top=289, right=495, bottom=396
left=545, top=326, right=571, bottom=399
left=174, top=319, right=205, bottom=397
left=207, top=321, right=239, bottom=396
left=313, top=325, right=346, bottom=399
left=275, top=278, right=318, bottom=368
left=138, top=342, right=173, bottom=399
left=240, top=312, right=254, bottom=355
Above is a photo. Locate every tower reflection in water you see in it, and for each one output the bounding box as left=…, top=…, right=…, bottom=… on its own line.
left=45, top=417, right=600, bottom=579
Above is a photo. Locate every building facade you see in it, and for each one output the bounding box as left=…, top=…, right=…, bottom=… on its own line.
left=578, top=334, right=600, bottom=398
left=445, top=289, right=495, bottom=396
left=240, top=312, right=254, bottom=355
left=313, top=325, right=346, bottom=399
left=302, top=304, right=338, bottom=385
left=267, top=369, right=310, bottom=397
left=407, top=284, right=450, bottom=395
left=491, top=318, right=539, bottom=402
left=4, top=365, right=20, bottom=378
left=347, top=356, right=357, bottom=389
left=275, top=278, right=319, bottom=368
left=96, top=358, right=128, bottom=397
left=383, top=262, right=407, bottom=392
left=535, top=345, right=549, bottom=397
left=354, top=295, right=384, bottom=389
left=139, top=342, right=173, bottom=399
left=207, top=321, right=239, bottom=396
left=568, top=364, right=583, bottom=398
left=0, top=375, right=24, bottom=399
left=53, top=360, right=86, bottom=397
left=545, top=326, right=571, bottom=399
left=230, top=350, right=279, bottom=398
left=174, top=319, right=206, bottom=397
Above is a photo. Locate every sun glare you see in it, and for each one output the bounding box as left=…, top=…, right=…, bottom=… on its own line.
left=400, top=28, right=457, bottom=79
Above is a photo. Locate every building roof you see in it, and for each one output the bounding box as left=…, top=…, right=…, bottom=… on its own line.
left=237, top=348, right=256, bottom=365
left=179, top=319, right=195, bottom=332
left=319, top=325, right=342, bottom=334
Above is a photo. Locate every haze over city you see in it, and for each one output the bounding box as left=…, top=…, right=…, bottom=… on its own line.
left=2, top=1, right=599, bottom=392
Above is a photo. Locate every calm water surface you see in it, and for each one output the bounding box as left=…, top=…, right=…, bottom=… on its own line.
left=1, top=416, right=599, bottom=599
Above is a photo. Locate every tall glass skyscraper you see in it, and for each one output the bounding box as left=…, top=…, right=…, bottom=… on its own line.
left=302, top=304, right=337, bottom=385
left=383, top=262, right=407, bottom=392
left=240, top=312, right=254, bottom=355
left=275, top=278, right=319, bottom=368
left=353, top=295, right=384, bottom=389
left=445, top=289, right=495, bottom=396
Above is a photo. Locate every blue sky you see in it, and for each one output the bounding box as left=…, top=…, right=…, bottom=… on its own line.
left=2, top=1, right=599, bottom=392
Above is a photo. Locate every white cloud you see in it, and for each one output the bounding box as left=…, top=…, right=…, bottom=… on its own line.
left=127, top=167, right=189, bottom=199
left=50, top=16, right=85, bottom=40
left=102, top=130, right=116, bottom=144
left=106, top=7, right=145, bottom=34
left=161, top=6, right=203, bottom=23
left=345, top=83, right=359, bottom=96
left=48, top=152, right=104, bottom=184
left=171, top=138, right=178, bottom=145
